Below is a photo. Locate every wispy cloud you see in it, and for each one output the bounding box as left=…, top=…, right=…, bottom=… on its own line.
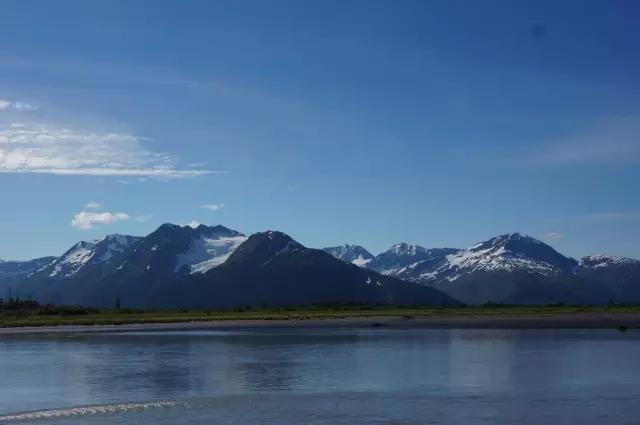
left=85, top=201, right=102, bottom=209
left=0, top=122, right=222, bottom=178
left=576, top=212, right=640, bottom=223
left=536, top=116, right=640, bottom=166
left=0, top=99, right=39, bottom=111
left=71, top=211, right=131, bottom=230
left=185, top=220, right=201, bottom=228
left=541, top=232, right=565, bottom=241
left=201, top=203, right=225, bottom=211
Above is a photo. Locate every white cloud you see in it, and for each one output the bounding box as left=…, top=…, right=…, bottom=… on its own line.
left=185, top=220, right=201, bottom=228
left=85, top=201, right=102, bottom=209
left=201, top=203, right=225, bottom=211
left=0, top=122, right=222, bottom=178
left=71, top=211, right=131, bottom=230
left=0, top=100, right=39, bottom=111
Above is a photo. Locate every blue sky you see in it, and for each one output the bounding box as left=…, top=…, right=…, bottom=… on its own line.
left=1, top=0, right=639, bottom=260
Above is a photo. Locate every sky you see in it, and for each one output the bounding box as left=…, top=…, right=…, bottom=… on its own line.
left=1, top=0, right=639, bottom=260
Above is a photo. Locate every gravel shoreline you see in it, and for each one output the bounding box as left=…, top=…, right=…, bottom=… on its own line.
left=1, top=312, right=638, bottom=334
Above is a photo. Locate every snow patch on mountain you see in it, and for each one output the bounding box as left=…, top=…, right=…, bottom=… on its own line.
left=49, top=241, right=98, bottom=277
left=442, top=245, right=555, bottom=281
left=175, top=235, right=248, bottom=274
left=46, top=235, right=140, bottom=278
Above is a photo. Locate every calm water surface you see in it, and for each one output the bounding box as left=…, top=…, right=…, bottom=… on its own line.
left=0, top=328, right=639, bottom=424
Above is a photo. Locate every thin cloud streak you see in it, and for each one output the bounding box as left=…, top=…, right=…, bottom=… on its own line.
left=0, top=99, right=39, bottom=111
left=0, top=122, right=222, bottom=178
left=534, top=116, right=640, bottom=166
left=201, top=203, right=225, bottom=211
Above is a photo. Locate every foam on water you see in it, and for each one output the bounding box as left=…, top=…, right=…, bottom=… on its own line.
left=0, top=401, right=178, bottom=422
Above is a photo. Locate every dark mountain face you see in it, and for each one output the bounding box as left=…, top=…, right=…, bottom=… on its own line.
left=224, top=231, right=303, bottom=268
left=163, top=232, right=460, bottom=309
left=323, top=245, right=374, bottom=267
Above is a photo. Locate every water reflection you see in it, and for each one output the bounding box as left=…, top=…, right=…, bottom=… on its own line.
left=1, top=328, right=639, bottom=425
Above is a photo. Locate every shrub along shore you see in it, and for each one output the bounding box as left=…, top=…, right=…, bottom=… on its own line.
left=1, top=298, right=640, bottom=329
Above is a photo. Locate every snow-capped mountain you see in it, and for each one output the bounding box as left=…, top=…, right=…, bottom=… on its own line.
left=579, top=255, right=640, bottom=269
left=432, top=233, right=578, bottom=283
left=323, top=244, right=374, bottom=267
left=36, top=235, right=141, bottom=280
left=367, top=243, right=459, bottom=276
left=112, top=224, right=246, bottom=278
left=367, top=233, right=576, bottom=285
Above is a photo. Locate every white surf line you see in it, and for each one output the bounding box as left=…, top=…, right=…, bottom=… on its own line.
left=0, top=401, right=179, bottom=422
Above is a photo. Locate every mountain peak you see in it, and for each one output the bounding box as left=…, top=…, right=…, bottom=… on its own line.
left=387, top=243, right=427, bottom=256
left=323, top=244, right=374, bottom=267
left=225, top=231, right=304, bottom=268
left=479, top=233, right=542, bottom=249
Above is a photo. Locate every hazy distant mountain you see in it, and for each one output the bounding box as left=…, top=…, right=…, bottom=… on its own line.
left=0, top=257, right=56, bottom=297
left=323, top=244, right=374, bottom=267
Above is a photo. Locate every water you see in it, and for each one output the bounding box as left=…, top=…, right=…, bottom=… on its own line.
left=1, top=327, right=639, bottom=424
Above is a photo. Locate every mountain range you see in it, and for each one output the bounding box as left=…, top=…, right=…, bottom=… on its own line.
left=2, top=225, right=639, bottom=308
left=3, top=224, right=456, bottom=309
left=323, top=233, right=640, bottom=305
